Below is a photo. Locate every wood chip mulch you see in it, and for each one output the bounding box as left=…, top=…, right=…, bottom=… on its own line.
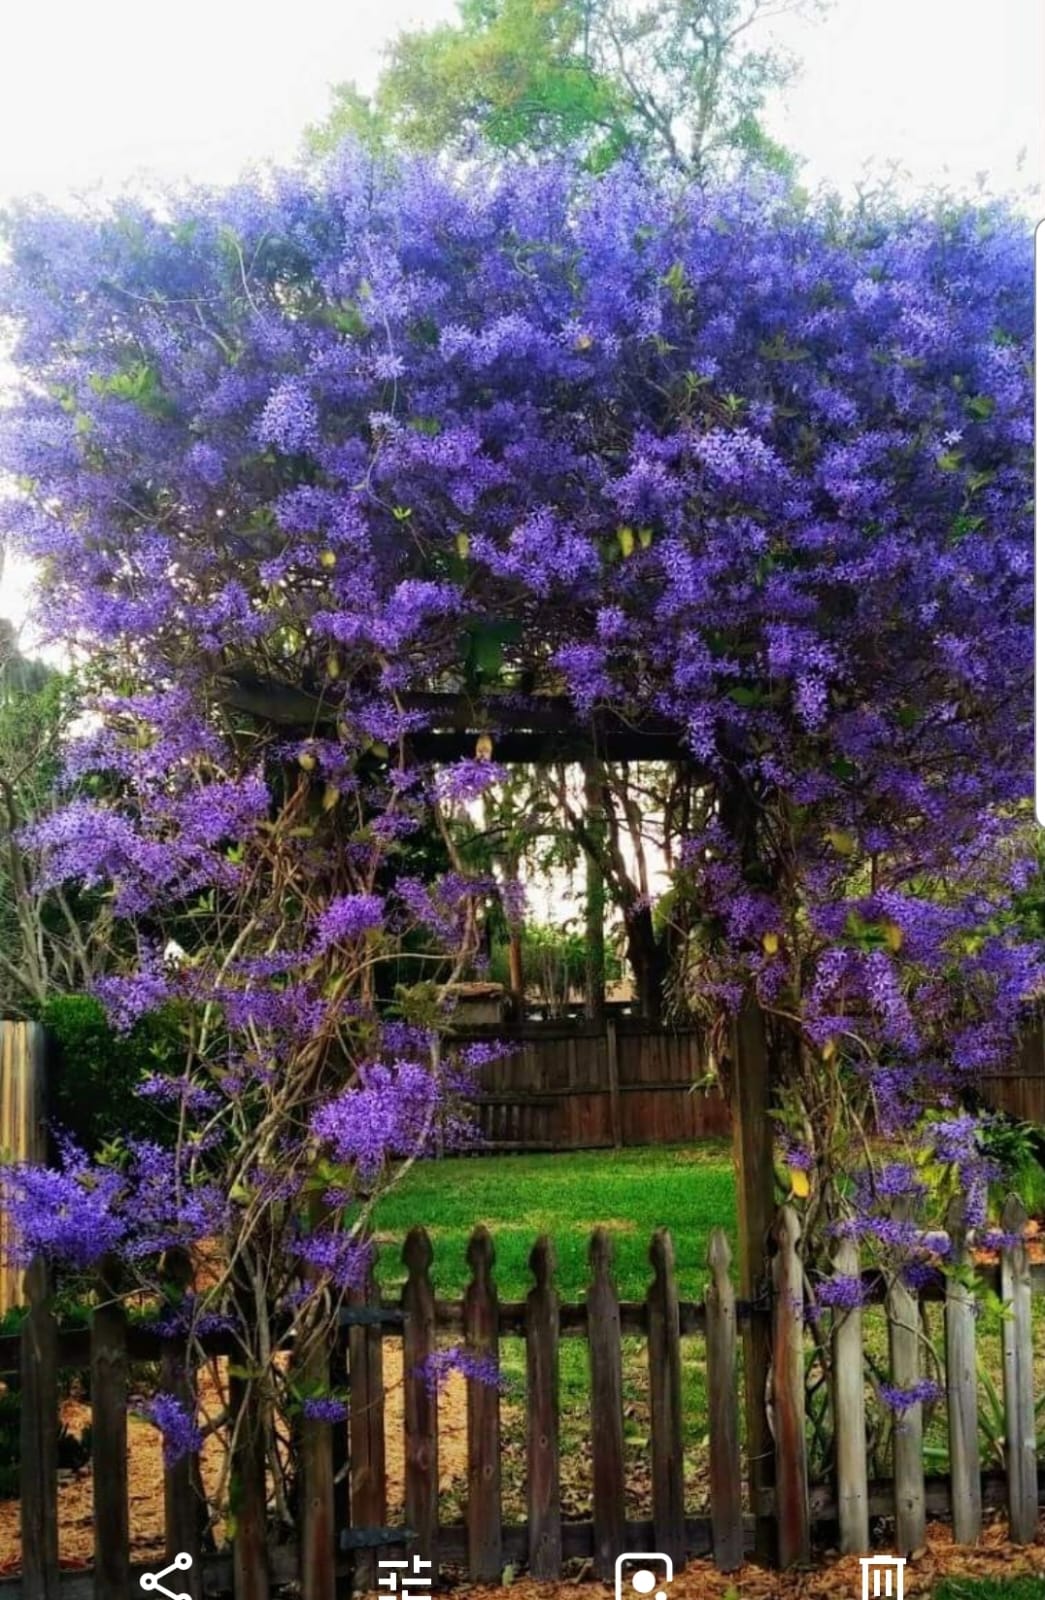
left=460, top=1520, right=1045, bottom=1600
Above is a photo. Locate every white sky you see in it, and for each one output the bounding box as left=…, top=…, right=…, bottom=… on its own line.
left=0, top=0, right=1040, bottom=206
left=0, top=0, right=1041, bottom=636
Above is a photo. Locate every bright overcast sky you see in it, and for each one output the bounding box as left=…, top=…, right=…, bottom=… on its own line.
left=0, top=0, right=1041, bottom=207
left=0, top=0, right=1041, bottom=637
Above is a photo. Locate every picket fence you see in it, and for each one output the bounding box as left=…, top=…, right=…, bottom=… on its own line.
left=1, top=1203, right=1043, bottom=1600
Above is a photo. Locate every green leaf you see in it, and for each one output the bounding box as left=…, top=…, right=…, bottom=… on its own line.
left=463, top=619, right=523, bottom=682
left=964, top=393, right=995, bottom=420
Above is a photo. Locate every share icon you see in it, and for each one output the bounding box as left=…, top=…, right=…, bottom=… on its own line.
left=140, top=1552, right=193, bottom=1600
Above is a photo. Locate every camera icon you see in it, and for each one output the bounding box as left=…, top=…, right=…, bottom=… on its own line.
left=614, top=1552, right=673, bottom=1600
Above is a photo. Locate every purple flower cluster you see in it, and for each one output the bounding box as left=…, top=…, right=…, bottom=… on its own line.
left=878, top=1379, right=942, bottom=1415
left=140, top=1392, right=203, bottom=1466
left=301, top=1396, right=349, bottom=1423
left=311, top=1062, right=439, bottom=1181
left=313, top=894, right=385, bottom=951
left=417, top=1345, right=504, bottom=1397
left=815, top=1274, right=866, bottom=1312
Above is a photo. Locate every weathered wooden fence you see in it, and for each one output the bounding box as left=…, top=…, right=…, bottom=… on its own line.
left=464, top=1015, right=730, bottom=1149
left=464, top=1007, right=1045, bottom=1150
left=2, top=1204, right=1043, bottom=1598
left=980, top=1016, right=1045, bottom=1125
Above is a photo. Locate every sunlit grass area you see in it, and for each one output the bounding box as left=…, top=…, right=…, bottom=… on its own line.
left=371, top=1141, right=737, bottom=1300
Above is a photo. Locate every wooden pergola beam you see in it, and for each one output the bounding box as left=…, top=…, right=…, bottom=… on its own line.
left=217, top=675, right=706, bottom=771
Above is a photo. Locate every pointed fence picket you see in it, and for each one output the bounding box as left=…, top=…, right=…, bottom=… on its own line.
left=3, top=1202, right=1043, bottom=1599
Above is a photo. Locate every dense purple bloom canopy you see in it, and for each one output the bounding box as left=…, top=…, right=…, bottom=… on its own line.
left=0, top=148, right=1036, bottom=1276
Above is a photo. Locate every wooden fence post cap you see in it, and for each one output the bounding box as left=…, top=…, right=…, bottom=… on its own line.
left=588, top=1227, right=614, bottom=1270
left=706, top=1227, right=732, bottom=1273
left=403, top=1225, right=434, bottom=1272
left=1001, top=1192, right=1028, bottom=1234
left=529, top=1234, right=556, bottom=1282
left=466, top=1225, right=495, bottom=1274
left=648, top=1227, right=675, bottom=1274
left=945, top=1194, right=970, bottom=1244
left=772, top=1204, right=802, bottom=1251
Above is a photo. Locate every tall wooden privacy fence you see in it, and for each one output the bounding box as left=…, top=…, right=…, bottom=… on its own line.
left=3, top=1203, right=1044, bottom=1600
left=980, top=1016, right=1045, bottom=1125
left=463, top=1014, right=730, bottom=1149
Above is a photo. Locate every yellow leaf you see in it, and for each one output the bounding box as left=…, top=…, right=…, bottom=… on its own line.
left=455, top=531, right=470, bottom=559
left=319, top=549, right=337, bottom=570
left=326, top=653, right=340, bottom=679
left=638, top=526, right=653, bottom=549
left=617, top=525, right=635, bottom=558
left=298, top=752, right=317, bottom=772
left=883, top=920, right=904, bottom=952
left=790, top=1167, right=811, bottom=1199
left=321, top=783, right=340, bottom=811
left=762, top=931, right=780, bottom=956
left=821, top=1037, right=838, bottom=1062
left=826, top=828, right=857, bottom=856
left=475, top=732, right=494, bottom=760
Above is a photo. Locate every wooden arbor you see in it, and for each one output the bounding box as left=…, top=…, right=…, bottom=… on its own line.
left=219, top=676, right=780, bottom=1553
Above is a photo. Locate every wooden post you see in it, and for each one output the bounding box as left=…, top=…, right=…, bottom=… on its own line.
left=161, top=1255, right=204, bottom=1600
left=464, top=1227, right=502, bottom=1584
left=606, top=1015, right=623, bottom=1149
left=586, top=1228, right=626, bottom=1581
left=1000, top=1195, right=1037, bottom=1544
left=730, top=989, right=777, bottom=1560
left=349, top=1247, right=387, bottom=1591
left=402, top=1228, right=439, bottom=1573
left=300, top=1352, right=336, bottom=1600
left=886, top=1207, right=926, bottom=1558
left=1, top=1021, right=47, bottom=1316
left=944, top=1198, right=981, bottom=1546
left=20, top=1256, right=59, bottom=1600
left=330, top=1327, right=350, bottom=1580
left=646, top=1230, right=685, bottom=1568
left=229, top=1373, right=269, bottom=1600
left=526, top=1237, right=562, bottom=1580
left=831, top=1237, right=868, bottom=1555
left=583, top=760, right=607, bottom=1024
left=91, top=1258, right=129, bottom=1600
left=770, top=1206, right=809, bottom=1568
left=705, top=1229, right=743, bottom=1572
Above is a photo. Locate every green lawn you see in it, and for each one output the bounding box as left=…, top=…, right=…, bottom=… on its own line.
left=371, top=1142, right=737, bottom=1520
left=370, top=1141, right=737, bottom=1300
left=934, top=1582, right=1045, bottom=1599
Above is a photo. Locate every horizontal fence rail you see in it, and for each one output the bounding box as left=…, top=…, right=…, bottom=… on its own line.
left=2, top=1205, right=1044, bottom=1597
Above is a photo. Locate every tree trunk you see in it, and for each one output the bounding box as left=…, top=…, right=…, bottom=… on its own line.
left=507, top=927, right=525, bottom=1017
left=625, top=903, right=669, bottom=1022
left=717, top=765, right=778, bottom=1562
left=583, top=762, right=606, bottom=1023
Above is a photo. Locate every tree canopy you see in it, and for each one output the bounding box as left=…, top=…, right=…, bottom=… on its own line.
left=306, top=0, right=814, bottom=175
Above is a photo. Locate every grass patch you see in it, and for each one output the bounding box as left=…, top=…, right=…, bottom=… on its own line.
left=370, top=1141, right=736, bottom=1300
left=934, top=1581, right=1045, bottom=1599
left=371, top=1143, right=736, bottom=1518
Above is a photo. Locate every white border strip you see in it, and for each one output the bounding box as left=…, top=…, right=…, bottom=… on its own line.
left=1030, top=219, right=1036, bottom=819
